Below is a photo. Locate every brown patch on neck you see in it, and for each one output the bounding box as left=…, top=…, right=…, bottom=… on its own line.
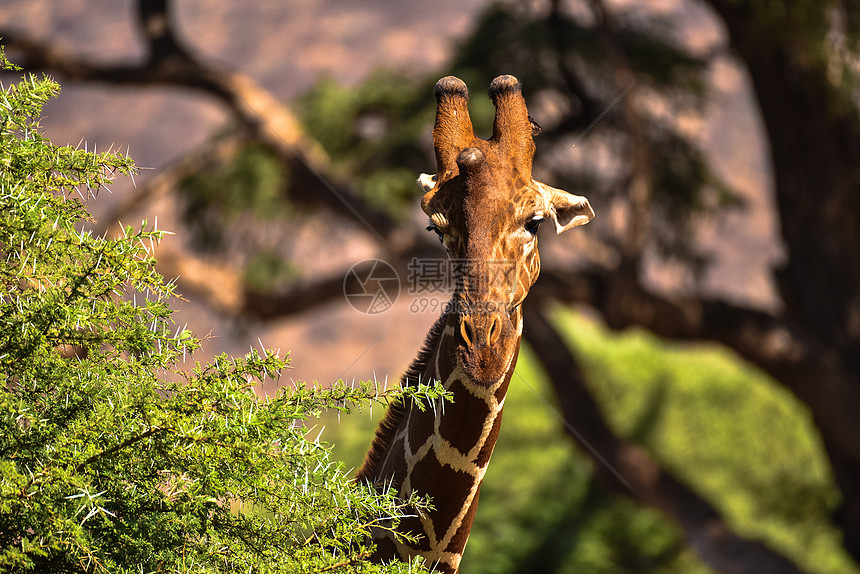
left=437, top=378, right=494, bottom=457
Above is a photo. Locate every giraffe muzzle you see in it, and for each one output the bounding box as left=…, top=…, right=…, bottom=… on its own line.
left=456, top=311, right=517, bottom=386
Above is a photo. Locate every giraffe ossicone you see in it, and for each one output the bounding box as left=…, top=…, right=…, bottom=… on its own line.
left=357, top=74, right=594, bottom=573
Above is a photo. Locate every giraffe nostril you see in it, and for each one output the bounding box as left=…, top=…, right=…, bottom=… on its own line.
left=460, top=316, right=474, bottom=347
left=488, top=314, right=502, bottom=346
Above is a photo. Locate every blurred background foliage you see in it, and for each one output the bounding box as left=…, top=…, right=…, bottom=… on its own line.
left=179, top=142, right=292, bottom=251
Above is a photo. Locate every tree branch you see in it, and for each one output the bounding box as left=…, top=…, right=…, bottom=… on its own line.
left=77, top=427, right=166, bottom=472
left=136, top=0, right=193, bottom=66
left=533, top=266, right=805, bottom=376
left=1, top=8, right=335, bottom=217
left=240, top=274, right=351, bottom=321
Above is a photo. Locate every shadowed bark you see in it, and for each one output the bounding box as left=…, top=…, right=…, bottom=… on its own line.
left=702, top=0, right=860, bottom=561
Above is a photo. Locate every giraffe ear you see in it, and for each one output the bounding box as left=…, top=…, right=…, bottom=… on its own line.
left=533, top=180, right=595, bottom=234
left=418, top=173, right=437, bottom=192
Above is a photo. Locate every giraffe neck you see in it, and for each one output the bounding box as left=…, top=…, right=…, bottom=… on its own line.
left=359, top=306, right=524, bottom=573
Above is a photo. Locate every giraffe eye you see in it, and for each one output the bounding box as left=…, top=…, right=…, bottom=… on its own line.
left=426, top=224, right=445, bottom=244
left=525, top=217, right=544, bottom=235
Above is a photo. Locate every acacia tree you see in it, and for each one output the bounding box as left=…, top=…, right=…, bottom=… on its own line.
left=0, top=54, right=440, bottom=573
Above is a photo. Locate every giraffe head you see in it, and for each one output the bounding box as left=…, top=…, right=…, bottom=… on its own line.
left=420, top=75, right=594, bottom=386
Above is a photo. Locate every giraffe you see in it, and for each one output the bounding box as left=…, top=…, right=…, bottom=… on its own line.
left=356, top=74, right=594, bottom=573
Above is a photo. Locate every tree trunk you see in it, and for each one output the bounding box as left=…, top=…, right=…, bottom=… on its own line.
left=705, top=0, right=860, bottom=561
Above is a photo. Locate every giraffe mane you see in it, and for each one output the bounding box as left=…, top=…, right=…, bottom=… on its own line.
left=355, top=311, right=449, bottom=483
